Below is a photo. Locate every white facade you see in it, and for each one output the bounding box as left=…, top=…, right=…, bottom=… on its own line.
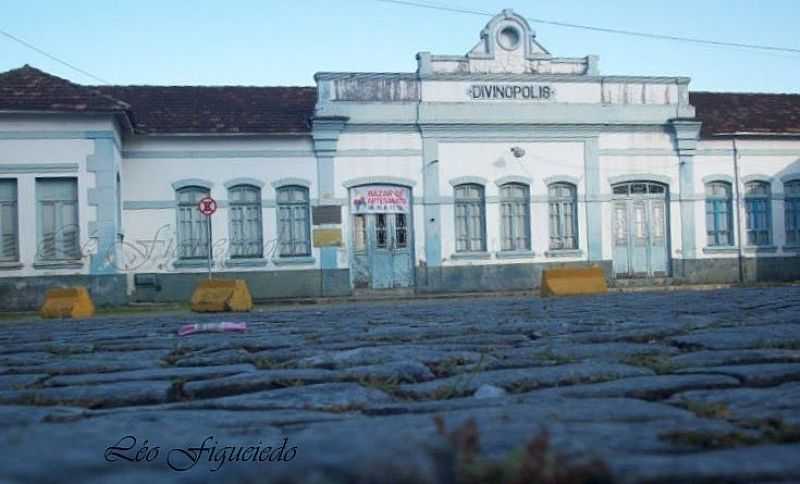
left=1, top=9, right=799, bottom=307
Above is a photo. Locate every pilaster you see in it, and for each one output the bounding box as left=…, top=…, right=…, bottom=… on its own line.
left=86, top=135, right=120, bottom=274
left=421, top=134, right=442, bottom=266
left=584, top=138, right=602, bottom=261
left=311, top=116, right=348, bottom=273
left=671, top=119, right=703, bottom=259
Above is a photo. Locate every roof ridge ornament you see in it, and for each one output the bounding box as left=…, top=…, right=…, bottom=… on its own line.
left=418, top=9, right=597, bottom=76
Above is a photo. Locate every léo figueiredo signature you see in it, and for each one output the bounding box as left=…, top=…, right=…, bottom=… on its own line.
left=104, top=435, right=298, bottom=472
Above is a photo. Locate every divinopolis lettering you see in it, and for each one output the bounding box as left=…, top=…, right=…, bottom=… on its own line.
left=468, top=84, right=554, bottom=100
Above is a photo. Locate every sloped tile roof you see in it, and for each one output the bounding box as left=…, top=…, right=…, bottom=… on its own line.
left=0, top=65, right=130, bottom=112
left=690, top=91, right=800, bottom=137
left=2, top=65, right=800, bottom=137
left=95, top=85, right=316, bottom=134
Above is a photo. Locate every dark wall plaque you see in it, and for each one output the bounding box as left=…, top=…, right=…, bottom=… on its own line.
left=313, top=205, right=342, bottom=225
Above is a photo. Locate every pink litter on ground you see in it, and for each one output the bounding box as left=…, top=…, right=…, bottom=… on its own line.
left=178, top=322, right=248, bottom=336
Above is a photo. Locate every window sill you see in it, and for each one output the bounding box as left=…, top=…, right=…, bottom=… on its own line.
left=743, top=245, right=778, bottom=254
left=703, top=246, right=739, bottom=254
left=494, top=250, right=535, bottom=259
left=545, top=249, right=583, bottom=258
left=272, top=256, right=315, bottom=266
left=173, top=259, right=211, bottom=269
left=0, top=261, right=23, bottom=271
left=224, top=258, right=268, bottom=268
left=450, top=251, right=491, bottom=260
left=33, top=260, right=83, bottom=270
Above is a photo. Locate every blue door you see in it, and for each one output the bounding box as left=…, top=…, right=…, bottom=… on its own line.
left=612, top=182, right=669, bottom=278
left=349, top=186, right=414, bottom=290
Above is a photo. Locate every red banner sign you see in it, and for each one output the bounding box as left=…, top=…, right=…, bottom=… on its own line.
left=350, top=185, right=410, bottom=214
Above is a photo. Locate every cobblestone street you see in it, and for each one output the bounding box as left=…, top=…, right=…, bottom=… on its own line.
left=1, top=287, right=800, bottom=483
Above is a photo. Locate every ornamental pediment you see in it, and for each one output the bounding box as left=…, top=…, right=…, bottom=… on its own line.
left=418, top=9, right=598, bottom=76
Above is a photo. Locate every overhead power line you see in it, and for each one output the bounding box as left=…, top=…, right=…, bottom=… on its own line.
left=0, top=29, right=110, bottom=84
left=374, top=0, right=800, bottom=55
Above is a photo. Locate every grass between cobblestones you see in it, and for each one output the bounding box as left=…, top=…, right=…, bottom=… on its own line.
left=436, top=416, right=614, bottom=484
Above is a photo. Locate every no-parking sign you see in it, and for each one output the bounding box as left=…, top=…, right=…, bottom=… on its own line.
left=198, top=196, right=217, bottom=216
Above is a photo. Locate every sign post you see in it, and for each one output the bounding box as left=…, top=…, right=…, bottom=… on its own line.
left=198, top=196, right=217, bottom=279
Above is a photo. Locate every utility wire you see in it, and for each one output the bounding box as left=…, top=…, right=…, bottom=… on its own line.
left=0, top=29, right=110, bottom=84
left=374, top=0, right=800, bottom=55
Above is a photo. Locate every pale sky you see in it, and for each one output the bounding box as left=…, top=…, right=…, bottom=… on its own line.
left=1, top=0, right=798, bottom=92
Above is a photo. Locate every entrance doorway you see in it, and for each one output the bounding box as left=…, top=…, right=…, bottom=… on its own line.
left=349, top=185, right=414, bottom=289
left=612, top=182, right=670, bottom=278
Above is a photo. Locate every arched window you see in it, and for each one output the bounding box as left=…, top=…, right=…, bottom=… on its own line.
left=176, top=186, right=210, bottom=259
left=228, top=185, right=263, bottom=258
left=705, top=181, right=733, bottom=247
left=276, top=185, right=310, bottom=257
left=548, top=183, right=578, bottom=250
left=499, top=183, right=530, bottom=251
left=785, top=180, right=800, bottom=245
left=744, top=181, right=771, bottom=246
left=454, top=184, right=486, bottom=252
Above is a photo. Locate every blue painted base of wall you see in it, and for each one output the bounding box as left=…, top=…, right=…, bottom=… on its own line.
left=416, top=261, right=614, bottom=293
left=0, top=274, right=128, bottom=311
left=131, top=269, right=352, bottom=303
left=3, top=257, right=800, bottom=310
left=672, top=257, right=800, bottom=284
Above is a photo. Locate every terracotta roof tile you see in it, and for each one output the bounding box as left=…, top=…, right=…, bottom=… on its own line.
left=691, top=91, right=800, bottom=137
left=95, top=85, right=316, bottom=134
left=2, top=65, right=799, bottom=137
left=0, top=65, right=129, bottom=112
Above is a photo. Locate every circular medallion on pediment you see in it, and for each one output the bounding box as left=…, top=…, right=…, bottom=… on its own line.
left=497, top=25, right=521, bottom=50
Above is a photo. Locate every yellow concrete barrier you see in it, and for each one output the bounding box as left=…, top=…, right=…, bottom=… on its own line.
left=191, top=279, right=253, bottom=312
left=40, top=287, right=95, bottom=319
left=541, top=265, right=608, bottom=297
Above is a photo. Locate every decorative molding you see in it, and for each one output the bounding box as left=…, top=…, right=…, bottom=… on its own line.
left=450, top=251, right=492, bottom=260
left=495, top=250, right=535, bottom=259
left=544, top=175, right=580, bottom=187
left=608, top=173, right=673, bottom=187
left=545, top=249, right=584, bottom=258
left=0, top=261, right=23, bottom=270
left=224, top=177, right=265, bottom=189
left=449, top=176, right=488, bottom=187
left=342, top=176, right=417, bottom=188
left=702, top=246, right=738, bottom=254
left=272, top=255, right=316, bottom=266
left=0, top=163, right=79, bottom=174
left=670, top=119, right=702, bottom=156
left=0, top=130, right=118, bottom=151
left=317, top=72, right=690, bottom=84
left=123, top=200, right=176, bottom=210
left=780, top=174, right=800, bottom=183
left=697, top=148, right=800, bottom=157
left=172, top=178, right=213, bottom=191
left=599, top=148, right=676, bottom=157
left=335, top=149, right=422, bottom=158
left=271, top=177, right=312, bottom=189
left=33, top=260, right=84, bottom=270
left=224, top=258, right=268, bottom=268
left=494, top=175, right=532, bottom=187
left=702, top=174, right=735, bottom=185
left=343, top=124, right=421, bottom=134
left=173, top=259, right=209, bottom=269
left=743, top=245, right=778, bottom=254
left=124, top=150, right=315, bottom=159
left=740, top=174, right=774, bottom=185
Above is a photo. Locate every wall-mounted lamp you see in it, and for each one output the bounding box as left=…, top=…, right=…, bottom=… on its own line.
left=510, top=146, right=526, bottom=158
